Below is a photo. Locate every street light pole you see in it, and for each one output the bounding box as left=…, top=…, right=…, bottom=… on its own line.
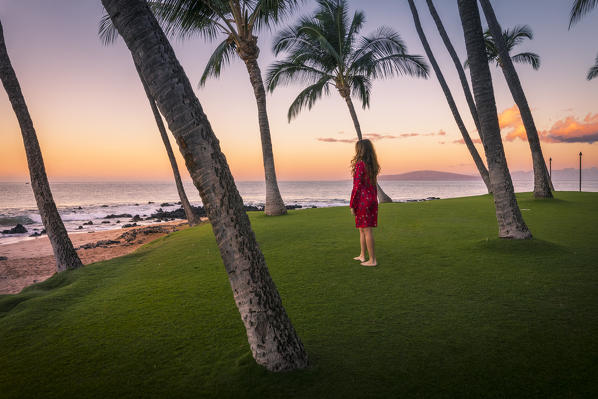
left=549, top=157, right=552, bottom=178
left=579, top=152, right=582, bottom=192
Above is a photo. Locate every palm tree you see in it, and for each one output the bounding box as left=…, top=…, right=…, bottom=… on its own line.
left=464, top=25, right=541, bottom=71
left=147, top=0, right=298, bottom=216
left=99, top=17, right=202, bottom=226
left=457, top=0, right=531, bottom=239
left=407, top=0, right=490, bottom=193
left=426, top=0, right=482, bottom=143
left=266, top=0, right=428, bottom=203
left=479, top=0, right=553, bottom=199
left=569, top=0, right=598, bottom=80
left=100, top=0, right=308, bottom=371
left=0, top=19, right=83, bottom=272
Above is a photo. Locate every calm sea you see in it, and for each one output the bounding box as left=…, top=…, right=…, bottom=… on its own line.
left=1, top=179, right=596, bottom=245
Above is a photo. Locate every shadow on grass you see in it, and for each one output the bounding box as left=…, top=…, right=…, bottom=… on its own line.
left=472, top=237, right=571, bottom=255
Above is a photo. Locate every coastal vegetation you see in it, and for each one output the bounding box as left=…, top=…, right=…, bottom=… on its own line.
left=1, top=193, right=597, bottom=397
left=569, top=0, right=598, bottom=80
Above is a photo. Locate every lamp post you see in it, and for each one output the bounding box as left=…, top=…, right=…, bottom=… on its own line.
left=549, top=157, right=552, bottom=178
left=579, top=152, right=582, bottom=192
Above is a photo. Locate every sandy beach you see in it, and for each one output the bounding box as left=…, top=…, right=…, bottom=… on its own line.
left=0, top=220, right=205, bottom=295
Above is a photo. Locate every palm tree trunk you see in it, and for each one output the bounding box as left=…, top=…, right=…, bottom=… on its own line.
left=426, top=0, right=483, bottom=144
left=408, top=0, right=491, bottom=193
left=101, top=0, right=307, bottom=371
left=240, top=46, right=287, bottom=216
left=457, top=0, right=531, bottom=239
left=343, top=94, right=393, bottom=203
left=0, top=19, right=83, bottom=272
left=133, top=59, right=201, bottom=226
left=478, top=0, right=553, bottom=198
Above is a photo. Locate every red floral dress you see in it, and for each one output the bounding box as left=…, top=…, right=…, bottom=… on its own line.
left=350, top=160, right=378, bottom=228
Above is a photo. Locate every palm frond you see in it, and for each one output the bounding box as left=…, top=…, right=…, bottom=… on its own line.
left=287, top=77, right=331, bottom=121
left=149, top=0, right=227, bottom=41
left=98, top=12, right=120, bottom=46
left=251, top=0, right=305, bottom=32
left=511, top=52, right=541, bottom=70
left=588, top=53, right=598, bottom=80
left=266, top=59, right=331, bottom=91
left=570, top=0, right=598, bottom=28
left=348, top=74, right=371, bottom=108
left=199, top=37, right=238, bottom=86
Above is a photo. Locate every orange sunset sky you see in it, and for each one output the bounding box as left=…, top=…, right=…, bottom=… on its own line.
left=1, top=0, right=597, bottom=182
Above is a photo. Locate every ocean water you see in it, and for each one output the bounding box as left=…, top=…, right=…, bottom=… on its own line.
left=0, top=178, right=596, bottom=246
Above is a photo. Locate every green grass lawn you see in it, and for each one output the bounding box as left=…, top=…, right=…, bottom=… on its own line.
left=1, top=192, right=597, bottom=398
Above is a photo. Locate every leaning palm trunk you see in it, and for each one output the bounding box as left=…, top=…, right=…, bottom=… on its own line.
left=133, top=60, right=201, bottom=226
left=238, top=40, right=287, bottom=216
left=343, top=93, right=393, bottom=203
left=426, top=0, right=483, bottom=144
left=0, top=19, right=83, bottom=272
left=101, top=0, right=307, bottom=371
left=408, top=0, right=491, bottom=193
left=457, top=0, right=531, bottom=239
left=479, top=0, right=553, bottom=198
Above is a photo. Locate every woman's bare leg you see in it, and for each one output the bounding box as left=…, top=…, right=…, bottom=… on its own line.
left=353, top=228, right=366, bottom=261
left=361, top=227, right=377, bottom=266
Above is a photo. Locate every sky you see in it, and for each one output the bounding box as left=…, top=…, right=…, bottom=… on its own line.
left=0, top=0, right=597, bottom=182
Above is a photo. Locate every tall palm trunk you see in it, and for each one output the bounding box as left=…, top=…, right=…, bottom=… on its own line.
left=426, top=0, right=483, bottom=144
left=133, top=60, right=201, bottom=226
left=407, top=0, right=491, bottom=193
left=478, top=0, right=553, bottom=198
left=342, top=91, right=393, bottom=203
left=101, top=0, right=307, bottom=371
left=457, top=0, right=531, bottom=239
left=238, top=40, right=287, bottom=216
left=0, top=19, right=82, bottom=272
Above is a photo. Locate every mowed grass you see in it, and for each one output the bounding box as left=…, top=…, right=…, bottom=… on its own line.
left=1, top=192, right=597, bottom=398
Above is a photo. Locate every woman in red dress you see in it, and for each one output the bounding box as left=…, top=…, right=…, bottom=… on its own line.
left=350, top=139, right=380, bottom=267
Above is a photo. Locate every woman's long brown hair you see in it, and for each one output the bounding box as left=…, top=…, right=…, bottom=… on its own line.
left=351, top=139, right=380, bottom=184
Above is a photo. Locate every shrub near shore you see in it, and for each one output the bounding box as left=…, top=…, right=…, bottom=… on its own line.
left=1, top=192, right=597, bottom=398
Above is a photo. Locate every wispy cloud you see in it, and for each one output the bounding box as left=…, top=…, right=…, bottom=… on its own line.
left=543, top=113, right=598, bottom=143
left=496, top=106, right=598, bottom=144
left=316, top=130, right=447, bottom=143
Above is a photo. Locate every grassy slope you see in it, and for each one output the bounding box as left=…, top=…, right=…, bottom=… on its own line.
left=1, top=192, right=597, bottom=398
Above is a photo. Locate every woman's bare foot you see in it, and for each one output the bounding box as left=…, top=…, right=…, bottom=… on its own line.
left=361, top=260, right=377, bottom=267
left=353, top=256, right=366, bottom=262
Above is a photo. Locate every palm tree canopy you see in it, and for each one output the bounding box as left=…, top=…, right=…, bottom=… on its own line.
left=99, top=0, right=302, bottom=85
left=266, top=0, right=428, bottom=121
left=588, top=53, right=598, bottom=80
left=465, top=25, right=540, bottom=70
left=569, top=0, right=598, bottom=27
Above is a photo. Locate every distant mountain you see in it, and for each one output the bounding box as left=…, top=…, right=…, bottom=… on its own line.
left=379, top=170, right=480, bottom=181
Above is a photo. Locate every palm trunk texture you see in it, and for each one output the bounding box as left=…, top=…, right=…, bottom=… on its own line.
left=101, top=0, right=308, bottom=371
left=408, top=0, right=491, bottom=193
left=343, top=93, right=393, bottom=203
left=457, top=0, right=531, bottom=239
left=0, top=19, right=83, bottom=272
left=426, top=0, right=483, bottom=144
left=134, top=60, right=201, bottom=226
left=479, top=0, right=553, bottom=198
left=239, top=41, right=287, bottom=216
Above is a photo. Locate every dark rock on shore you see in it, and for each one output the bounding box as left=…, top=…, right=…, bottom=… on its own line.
left=105, top=213, right=132, bottom=219
left=83, top=221, right=93, bottom=225
left=101, top=221, right=111, bottom=224
left=118, top=225, right=172, bottom=242
left=101, top=205, right=108, bottom=208
left=160, top=202, right=172, bottom=207
left=0, top=256, right=7, bottom=261
left=2, top=224, right=28, bottom=234
left=286, top=205, right=303, bottom=210
left=131, top=215, right=142, bottom=222
left=78, top=239, right=121, bottom=250
left=122, top=223, right=138, bottom=228
left=29, top=229, right=46, bottom=237
left=78, top=226, right=83, bottom=229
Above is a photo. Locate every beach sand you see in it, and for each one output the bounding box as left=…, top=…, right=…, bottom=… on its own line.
left=0, top=220, right=205, bottom=295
